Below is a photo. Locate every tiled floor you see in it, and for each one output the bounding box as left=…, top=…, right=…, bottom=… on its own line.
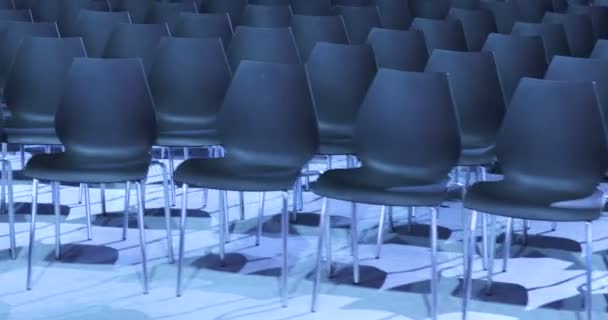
left=0, top=150, right=605, bottom=319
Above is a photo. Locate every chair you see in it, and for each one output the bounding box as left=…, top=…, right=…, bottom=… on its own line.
left=411, top=17, right=468, bottom=52
left=333, top=0, right=371, bottom=5
left=23, top=58, right=173, bottom=293
left=447, top=8, right=497, bottom=51
left=335, top=5, right=382, bottom=44
left=373, top=0, right=412, bottom=30
left=227, top=26, right=300, bottom=72
left=511, top=0, right=553, bottom=22
left=249, top=0, right=289, bottom=5
left=479, top=0, right=517, bottom=33
left=591, top=39, right=608, bottom=58
left=461, top=78, right=607, bottom=320
left=58, top=0, right=111, bottom=36
left=74, top=10, right=131, bottom=58
left=449, top=0, right=479, bottom=9
left=511, top=22, right=570, bottom=63
left=0, top=0, right=14, bottom=9
left=171, top=12, right=233, bottom=48
left=366, top=28, right=428, bottom=71
left=567, top=4, right=608, bottom=39
left=310, top=70, right=461, bottom=320
left=175, top=61, right=318, bottom=306
left=145, top=0, right=196, bottom=29
left=290, top=0, right=333, bottom=15
left=109, top=0, right=150, bottom=23
left=240, top=4, right=292, bottom=28
left=409, top=0, right=449, bottom=19
left=482, top=33, right=547, bottom=104
left=198, top=0, right=246, bottom=25
left=542, top=12, right=594, bottom=57
left=103, top=23, right=170, bottom=73
left=0, top=9, right=32, bottom=21
left=148, top=36, right=231, bottom=212
left=291, top=14, right=349, bottom=61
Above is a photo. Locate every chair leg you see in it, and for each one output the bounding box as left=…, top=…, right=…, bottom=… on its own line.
left=19, top=145, right=25, bottom=169
left=122, top=182, right=130, bottom=240
left=222, top=190, right=230, bottom=244
left=177, top=184, right=189, bottom=297
left=280, top=190, right=289, bottom=308
left=522, top=219, right=529, bottom=245
left=168, top=147, right=176, bottom=207
left=2, top=160, right=15, bottom=259
left=325, top=206, right=332, bottom=276
left=153, top=161, right=174, bottom=263
left=388, top=206, right=395, bottom=232
left=26, top=179, right=39, bottom=290
left=255, top=192, right=265, bottom=246
left=311, top=197, right=328, bottom=312
left=218, top=190, right=226, bottom=265
left=291, top=180, right=300, bottom=222
left=0, top=153, right=5, bottom=215
left=462, top=210, right=478, bottom=320
left=375, top=205, right=387, bottom=259
left=481, top=213, right=488, bottom=271
left=135, top=182, right=149, bottom=294
left=502, top=217, right=513, bottom=272
left=585, top=222, right=593, bottom=320
left=100, top=183, right=106, bottom=214
left=551, top=221, right=558, bottom=232
left=239, top=191, right=245, bottom=221
left=430, top=207, right=439, bottom=320
left=351, top=202, right=359, bottom=284
left=407, top=207, right=414, bottom=232
left=84, top=184, right=92, bottom=240
left=486, top=214, right=497, bottom=295
left=52, top=182, right=61, bottom=260
left=78, top=183, right=83, bottom=204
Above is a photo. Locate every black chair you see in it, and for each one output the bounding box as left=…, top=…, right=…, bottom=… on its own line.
left=58, top=0, right=111, bottom=36
left=290, top=0, right=333, bottom=15
left=511, top=21, right=570, bottom=63
left=171, top=12, right=233, bottom=47
left=291, top=14, right=349, bottom=61
left=366, top=27, right=428, bottom=71
left=591, top=39, right=608, bottom=58
left=461, top=78, right=607, bottom=320
left=542, top=12, right=594, bottom=57
left=198, top=0, right=246, bottom=25
left=310, top=70, right=461, bottom=320
left=409, top=0, right=449, bottom=19
left=227, top=26, right=300, bottom=72
left=23, top=58, right=173, bottom=293
left=449, top=0, right=479, bottom=9
left=109, top=0, right=149, bottom=23
left=482, top=33, right=547, bottom=104
left=145, top=0, right=196, bottom=29
left=479, top=0, right=517, bottom=33
left=249, top=0, right=289, bottom=5
left=511, top=0, right=552, bottom=22
left=373, top=0, right=412, bottom=30
left=175, top=61, right=318, bottom=307
left=447, top=8, right=497, bottom=51
left=411, top=17, right=468, bottom=52
left=240, top=4, right=292, bottom=28
left=335, top=5, right=382, bottom=44
left=0, top=9, right=32, bottom=21
left=103, top=23, right=171, bottom=74
left=0, top=0, right=14, bottom=9
left=333, top=0, right=371, bottom=5
left=74, top=10, right=131, bottom=58
left=567, top=4, right=608, bottom=39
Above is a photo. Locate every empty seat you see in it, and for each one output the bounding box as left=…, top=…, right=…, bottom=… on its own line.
left=511, top=0, right=552, bottom=22
left=74, top=10, right=131, bottom=58
left=110, top=0, right=151, bottom=23
left=409, top=0, right=449, bottom=19
left=447, top=8, right=497, bottom=51
left=145, top=1, right=196, bottom=29
left=479, top=0, right=516, bottom=34
left=374, top=0, right=412, bottom=30
left=366, top=28, right=427, bottom=71
left=199, top=0, right=246, bottom=25
left=335, top=5, right=382, bottom=44
left=58, top=0, right=111, bottom=36
left=542, top=12, right=594, bottom=57
left=240, top=4, right=291, bottom=28
left=411, top=17, right=468, bottom=52
left=567, top=5, right=608, bottom=39
left=227, top=26, right=300, bottom=71
left=291, top=14, right=349, bottom=61
left=103, top=23, right=171, bottom=73
left=171, top=12, right=233, bottom=47
left=511, top=22, right=570, bottom=62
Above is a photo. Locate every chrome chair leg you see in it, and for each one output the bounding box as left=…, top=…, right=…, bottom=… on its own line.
left=407, top=207, right=414, bottom=232
left=502, top=217, right=513, bottom=272
left=280, top=190, right=289, bottom=308
left=177, top=184, right=189, bottom=297
left=78, top=183, right=83, bottom=204
left=218, top=190, right=226, bottom=264
left=222, top=190, right=230, bottom=243
left=19, top=145, right=25, bottom=169
left=430, top=207, right=439, bottom=320
left=239, top=191, right=245, bottom=220
left=462, top=210, right=478, bottom=320
left=585, top=222, right=593, bottom=320
left=84, top=184, right=92, bottom=240
left=375, top=205, right=387, bottom=259
left=311, top=197, right=329, bottom=312
left=122, top=182, right=131, bottom=240
left=2, top=160, right=15, bottom=259
left=0, top=155, right=5, bottom=214
left=486, top=214, right=497, bottom=294
left=551, top=221, right=557, bottom=232
left=100, top=183, right=106, bottom=214
left=522, top=219, right=529, bottom=245
left=26, top=178, right=39, bottom=290
left=291, top=180, right=300, bottom=221
left=202, top=188, right=209, bottom=209
left=325, top=206, right=332, bottom=276
left=153, top=161, right=174, bottom=263
left=388, top=206, right=395, bottom=232
left=52, top=182, right=61, bottom=260
left=255, top=192, right=265, bottom=246
left=168, top=147, right=176, bottom=207
left=183, top=147, right=189, bottom=160
left=482, top=213, right=488, bottom=270
left=351, top=202, right=359, bottom=284
left=135, top=181, right=148, bottom=294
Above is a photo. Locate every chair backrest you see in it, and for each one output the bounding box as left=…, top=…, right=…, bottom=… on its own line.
left=482, top=33, right=547, bottom=104
left=511, top=0, right=553, bottom=22
left=240, top=4, right=291, bottom=28
left=366, top=28, right=427, bottom=71
left=306, top=43, right=376, bottom=145
left=479, top=0, right=517, bottom=33
left=148, top=37, right=231, bottom=134
left=75, top=10, right=131, bottom=58
left=0, top=0, right=14, bottom=9
left=171, top=12, right=233, bottom=48
left=218, top=60, right=317, bottom=168
left=0, top=21, right=59, bottom=86
left=567, top=4, right=608, bottom=39
left=425, top=50, right=505, bottom=150
left=447, top=8, right=497, bottom=51
left=374, top=0, right=412, bottom=30
left=355, top=69, right=460, bottom=183
left=291, top=14, right=349, bottom=61
left=542, top=12, right=594, bottom=58
left=199, top=0, right=246, bottom=25
left=0, top=9, right=32, bottom=21
left=449, top=0, right=479, bottom=9
left=145, top=1, right=196, bottom=29
left=290, top=0, right=333, bottom=15
left=227, top=26, right=300, bottom=72
left=56, top=58, right=157, bottom=162
left=249, top=0, right=288, bottom=5
left=497, top=78, right=607, bottom=194
left=109, top=0, right=150, bottom=23
left=411, top=17, right=468, bottom=52
left=103, top=23, right=170, bottom=73
left=4, top=37, right=86, bottom=127
left=335, top=5, right=381, bottom=44
left=409, top=0, right=449, bottom=19
left=59, top=0, right=110, bottom=36
left=511, top=22, right=570, bottom=63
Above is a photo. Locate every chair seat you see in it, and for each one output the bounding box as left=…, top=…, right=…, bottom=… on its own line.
left=23, top=153, right=151, bottom=183
left=155, top=129, right=220, bottom=147
left=311, top=167, right=452, bottom=207
left=318, top=136, right=355, bottom=155
left=464, top=180, right=605, bottom=221
left=458, top=145, right=496, bottom=166
left=173, top=157, right=301, bottom=191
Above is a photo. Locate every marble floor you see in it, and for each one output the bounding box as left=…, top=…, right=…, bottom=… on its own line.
left=0, top=149, right=605, bottom=320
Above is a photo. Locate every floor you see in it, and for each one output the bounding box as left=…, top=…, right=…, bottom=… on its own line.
left=0, top=148, right=605, bottom=320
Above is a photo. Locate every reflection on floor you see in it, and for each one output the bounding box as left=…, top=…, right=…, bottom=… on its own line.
left=0, top=149, right=605, bottom=320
